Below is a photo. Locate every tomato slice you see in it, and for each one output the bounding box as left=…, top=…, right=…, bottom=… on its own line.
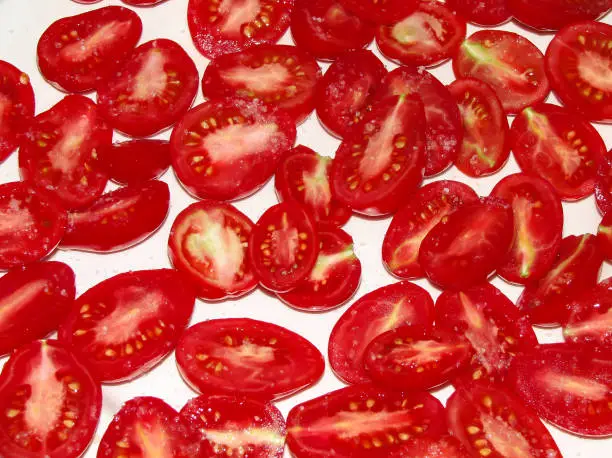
left=596, top=151, right=612, bottom=214
left=517, top=234, right=603, bottom=327
left=180, top=395, right=286, bottom=457
left=19, top=95, right=111, bottom=210
left=176, top=318, right=325, bottom=401
left=276, top=224, right=361, bottom=311
left=0, top=61, right=34, bottom=162
left=58, top=269, right=195, bottom=383
left=0, top=262, right=75, bottom=357
left=509, top=0, right=610, bottom=31
left=61, top=180, right=170, bottom=253
left=0, top=340, right=101, bottom=458
left=37, top=6, right=142, bottom=93
left=509, top=343, right=612, bottom=437
left=249, top=202, right=318, bottom=292
left=435, top=283, right=538, bottom=384
left=388, top=436, right=470, bottom=458
left=328, top=281, right=435, bottom=385
left=419, top=197, right=514, bottom=290
left=376, top=1, right=466, bottom=68
left=491, top=173, right=564, bottom=285
left=170, top=98, right=296, bottom=201
left=330, top=95, right=426, bottom=216
left=286, top=384, right=447, bottom=457
left=447, top=381, right=563, bottom=458
left=382, top=180, right=478, bottom=279
left=338, top=0, right=418, bottom=24
left=100, top=140, right=171, bottom=186
left=97, top=39, right=198, bottom=137
left=445, top=0, right=511, bottom=26
left=315, top=50, right=387, bottom=138
left=448, top=78, right=510, bottom=177
left=168, top=200, right=257, bottom=301
left=453, top=30, right=550, bottom=114
left=598, top=212, right=612, bottom=260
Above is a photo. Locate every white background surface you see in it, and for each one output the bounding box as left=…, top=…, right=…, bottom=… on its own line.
left=0, top=0, right=610, bottom=456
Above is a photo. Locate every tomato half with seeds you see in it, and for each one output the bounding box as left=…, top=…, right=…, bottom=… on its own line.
left=388, top=436, right=470, bottom=458
left=509, top=0, right=610, bottom=32
left=338, top=0, right=418, bottom=24
left=329, top=281, right=435, bottom=385
left=383, top=180, right=478, bottom=279
left=37, top=6, right=142, bottom=93
left=176, top=318, right=325, bottom=401
left=0, top=340, right=101, bottom=458
left=97, top=39, right=198, bottom=137
left=168, top=200, right=257, bottom=301
left=445, top=0, right=511, bottom=26
left=100, top=140, right=171, bottom=185
left=453, top=30, right=550, bottom=114
left=0, top=61, right=34, bottom=162
left=58, top=269, right=195, bottom=383
left=598, top=212, right=612, bottom=260
left=19, top=95, right=111, bottom=210
left=596, top=151, right=612, bottom=214
left=170, top=98, right=296, bottom=201
left=447, top=381, right=563, bottom=458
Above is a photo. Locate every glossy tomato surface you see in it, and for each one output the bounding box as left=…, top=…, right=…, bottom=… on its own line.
left=596, top=151, right=612, bottom=214
left=0, top=61, right=34, bottom=162
left=100, top=140, right=171, bottom=186
left=122, top=0, right=167, bottom=5
left=598, top=212, right=612, bottom=260
left=446, top=0, right=511, bottom=26
left=388, top=436, right=470, bottom=458
left=509, top=0, right=610, bottom=31
left=338, top=0, right=418, bottom=24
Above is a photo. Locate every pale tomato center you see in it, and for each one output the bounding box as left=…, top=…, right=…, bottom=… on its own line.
left=131, top=49, right=168, bottom=101
left=213, top=342, right=276, bottom=373
left=202, top=122, right=280, bottom=164
left=219, top=0, right=261, bottom=35
left=461, top=41, right=530, bottom=86
left=204, top=427, right=285, bottom=449
left=388, top=340, right=456, bottom=366
left=564, top=309, right=612, bottom=340
left=445, top=212, right=496, bottom=257
left=538, top=235, right=589, bottom=296
left=133, top=421, right=173, bottom=458
left=220, top=63, right=290, bottom=93
left=69, top=195, right=140, bottom=224
left=391, top=12, right=445, bottom=51
left=0, top=279, right=49, bottom=323
left=578, top=50, right=612, bottom=93
left=48, top=116, right=92, bottom=174
left=540, top=372, right=608, bottom=401
left=309, top=248, right=354, bottom=283
left=270, top=212, right=299, bottom=267
left=480, top=413, right=534, bottom=458
left=512, top=196, right=538, bottom=279
left=0, top=198, right=35, bottom=236
left=324, top=3, right=351, bottom=25
left=302, top=158, right=332, bottom=215
left=60, top=20, right=134, bottom=63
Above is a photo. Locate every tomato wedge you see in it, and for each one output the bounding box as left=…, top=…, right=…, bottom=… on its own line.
left=37, top=6, right=142, bottom=93
left=286, top=384, right=447, bottom=457
left=97, top=39, right=198, bottom=137
left=382, top=180, right=478, bottom=279
left=19, top=95, right=111, bottom=210
left=598, top=212, right=612, bottom=260
left=509, top=0, right=610, bottom=31
left=447, top=381, right=563, bottom=458
left=453, top=30, right=550, bottom=114
left=58, top=269, right=195, bottom=383
left=0, top=262, right=75, bottom=357
left=388, top=436, right=470, bottom=458
left=100, top=140, right=171, bottom=186
left=596, top=151, right=612, bottom=214
left=168, top=200, right=257, bottom=301
left=445, top=0, right=511, bottom=26
left=170, top=98, right=296, bottom=201
left=435, top=283, right=538, bottom=384
left=0, top=340, right=101, bottom=458
left=329, top=281, right=435, bottom=384
left=0, top=61, right=34, bottom=162
left=180, top=395, right=286, bottom=457
left=509, top=343, right=612, bottom=437
left=338, top=0, right=418, bottom=24
left=176, top=318, right=325, bottom=401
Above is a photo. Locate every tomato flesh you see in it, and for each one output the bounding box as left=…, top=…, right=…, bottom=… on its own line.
left=0, top=61, right=34, bottom=162
left=509, top=0, right=610, bottom=31
left=445, top=0, right=511, bottom=26
left=100, top=140, right=171, bottom=186
left=122, top=0, right=167, bottom=5
left=596, top=151, right=612, bottom=214
left=598, top=212, right=612, bottom=260
left=338, top=0, right=418, bottom=24
left=388, top=436, right=470, bottom=458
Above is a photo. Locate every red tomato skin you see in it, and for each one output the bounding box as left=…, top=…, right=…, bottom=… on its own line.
left=382, top=180, right=479, bottom=279
left=338, top=0, right=419, bottom=24
left=445, top=0, right=511, bottom=26
left=37, top=6, right=142, bottom=93
left=100, top=140, right=171, bottom=186
left=596, top=151, right=612, bottom=214
left=509, top=0, right=610, bottom=31
left=388, top=436, right=471, bottom=458
left=598, top=212, right=612, bottom=260
left=122, top=0, right=167, bottom=5
left=0, top=61, right=34, bottom=162
left=61, top=180, right=170, bottom=253
left=0, top=262, right=75, bottom=357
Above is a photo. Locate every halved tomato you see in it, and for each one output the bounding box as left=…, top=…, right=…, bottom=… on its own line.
left=517, top=234, right=603, bottom=327
left=509, top=343, right=612, bottom=437
left=447, top=381, right=563, bottom=458
left=97, top=39, right=198, bottom=137
left=61, top=180, right=170, bottom=253
left=388, top=436, right=470, bottom=458
left=180, top=395, right=286, bottom=457
left=176, top=318, right=325, bottom=401
left=435, top=283, right=538, bottom=384
left=58, top=269, right=195, bottom=383
left=276, top=224, right=361, bottom=311
left=0, top=262, right=75, bottom=357
left=37, top=6, right=142, bottom=93
left=329, top=281, right=435, bottom=385
left=598, top=212, right=612, bottom=260
left=445, top=0, right=511, bottom=26
left=286, top=384, right=447, bottom=457
left=382, top=180, right=478, bottom=279
left=453, top=30, right=550, bottom=114
left=448, top=78, right=509, bottom=177
left=19, top=95, right=111, bottom=210
left=100, top=140, right=171, bottom=185
left=170, top=98, right=296, bottom=201
left=509, top=0, right=610, bottom=31
left=0, top=61, right=34, bottom=162
left=376, top=1, right=466, bottom=68
left=0, top=340, right=101, bottom=458
left=338, top=0, right=418, bottom=24
left=596, top=151, right=612, bottom=214
left=168, top=200, right=257, bottom=301
left=491, top=173, right=564, bottom=285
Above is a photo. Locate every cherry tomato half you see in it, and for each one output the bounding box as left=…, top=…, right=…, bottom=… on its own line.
left=0, top=61, right=34, bottom=162
left=446, top=0, right=511, bottom=27
left=100, top=140, right=171, bottom=186
left=509, top=0, right=610, bottom=31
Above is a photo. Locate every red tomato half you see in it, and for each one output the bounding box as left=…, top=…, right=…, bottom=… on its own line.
left=453, top=30, right=550, bottom=114
left=509, top=343, right=612, bottom=437
left=176, top=318, right=325, bottom=401
left=171, top=98, right=296, bottom=201
left=445, top=0, right=511, bottom=26
left=61, top=180, right=170, bottom=253
left=598, top=212, right=612, bottom=260
left=388, top=436, right=470, bottom=458
left=37, top=7, right=142, bottom=93
left=0, top=262, right=75, bottom=357
left=509, top=0, right=610, bottom=31
left=596, top=151, right=612, bottom=214
left=0, top=61, right=34, bottom=162
left=58, top=269, right=195, bottom=383
left=168, top=200, right=257, bottom=300
left=447, top=381, right=563, bottom=458
left=0, top=340, right=101, bottom=458
left=329, top=281, right=435, bottom=385
left=382, top=180, right=478, bottom=279
left=338, top=0, right=418, bottom=24
left=19, top=95, right=111, bottom=210
left=100, top=140, right=171, bottom=186
left=287, top=384, right=447, bottom=457
left=97, top=39, right=198, bottom=137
